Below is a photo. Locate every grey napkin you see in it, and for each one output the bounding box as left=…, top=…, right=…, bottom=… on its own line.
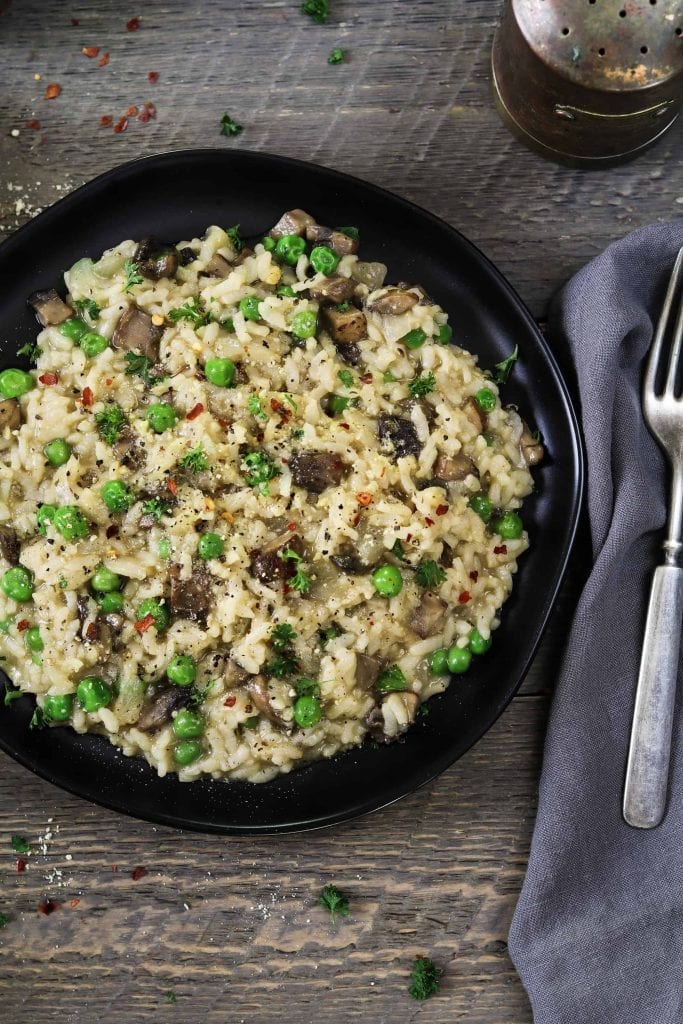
left=508, top=220, right=683, bottom=1024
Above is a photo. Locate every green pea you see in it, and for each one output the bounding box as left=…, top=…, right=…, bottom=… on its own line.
left=469, top=628, right=492, bottom=655
left=371, top=564, right=403, bottom=598
left=492, top=511, right=524, bottom=540
left=98, top=591, right=125, bottom=614
left=428, top=648, right=449, bottom=675
left=468, top=495, right=493, bottom=523
left=400, top=328, right=427, bottom=350
left=0, top=616, right=14, bottom=634
left=0, top=368, right=34, bottom=399
left=43, top=693, right=73, bottom=722
left=475, top=387, right=496, bottom=412
left=172, top=709, right=204, bottom=739
left=76, top=676, right=112, bottom=713
left=293, top=695, right=322, bottom=728
left=136, top=598, right=170, bottom=631
left=25, top=626, right=43, bottom=653
left=289, top=310, right=317, bottom=340
left=146, top=403, right=177, bottom=433
left=323, top=393, right=350, bottom=416
left=36, top=504, right=57, bottom=535
left=1, top=566, right=34, bottom=602
left=446, top=645, right=472, bottom=674
left=239, top=295, right=263, bottom=322
left=158, top=538, right=171, bottom=560
left=309, top=245, right=340, bottom=276
left=79, top=332, right=108, bottom=358
left=101, top=480, right=135, bottom=515
left=174, top=739, right=203, bottom=765
left=261, top=236, right=276, bottom=252
left=276, top=285, right=297, bottom=298
left=204, top=357, right=235, bottom=388
left=58, top=318, right=88, bottom=342
left=91, top=565, right=122, bottom=593
left=167, top=654, right=196, bottom=687
left=53, top=505, right=89, bottom=541
left=43, top=438, right=71, bottom=467
left=197, top=532, right=224, bottom=561
left=435, top=323, right=453, bottom=344
left=275, top=234, right=306, bottom=266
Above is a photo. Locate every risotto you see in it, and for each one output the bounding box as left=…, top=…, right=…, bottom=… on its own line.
left=0, top=209, right=543, bottom=783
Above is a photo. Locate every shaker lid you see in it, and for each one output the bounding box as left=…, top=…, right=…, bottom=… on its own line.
left=514, top=0, right=682, bottom=92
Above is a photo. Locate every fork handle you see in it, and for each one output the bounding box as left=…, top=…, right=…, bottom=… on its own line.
left=623, top=565, right=683, bottom=828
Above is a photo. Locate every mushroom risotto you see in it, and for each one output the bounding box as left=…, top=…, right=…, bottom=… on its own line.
left=0, top=210, right=543, bottom=783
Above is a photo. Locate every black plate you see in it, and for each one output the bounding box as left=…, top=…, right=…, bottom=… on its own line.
left=0, top=150, right=583, bottom=834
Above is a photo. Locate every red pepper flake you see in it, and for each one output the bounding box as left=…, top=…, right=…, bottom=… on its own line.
left=469, top=570, right=479, bottom=582
left=69, top=899, right=80, bottom=909
left=458, top=591, right=471, bottom=604
left=493, top=544, right=508, bottom=555
left=217, top=418, right=230, bottom=430
left=17, top=858, right=27, bottom=872
left=340, top=422, right=350, bottom=430
left=425, top=517, right=435, bottom=527
left=105, top=378, right=114, bottom=387
left=406, top=533, right=412, bottom=543
left=39, top=372, right=59, bottom=386
left=81, top=387, right=94, bottom=406
left=436, top=503, right=449, bottom=516
left=105, top=524, right=119, bottom=539
left=100, top=115, right=113, bottom=127
left=85, top=622, right=98, bottom=641
left=351, top=514, right=361, bottom=527
left=360, top=373, right=373, bottom=384
left=134, top=614, right=155, bottom=635
left=70, top=17, right=80, bottom=25
left=166, top=478, right=178, bottom=497
left=148, top=71, right=159, bottom=83
left=38, top=899, right=59, bottom=915
left=127, top=105, right=139, bottom=117
left=357, top=492, right=373, bottom=507
left=82, top=46, right=100, bottom=58
left=25, top=119, right=41, bottom=130
left=138, top=110, right=150, bottom=123
left=44, top=83, right=61, bottom=100
left=287, top=521, right=297, bottom=532
left=283, top=583, right=291, bottom=595
left=98, top=52, right=110, bottom=67
left=127, top=16, right=141, bottom=31
left=224, top=696, right=237, bottom=708
left=144, top=101, right=156, bottom=118
left=17, top=619, right=30, bottom=632
left=131, top=865, right=147, bottom=880
left=111, top=864, right=119, bottom=873
left=113, top=117, right=128, bottom=134
left=186, top=402, right=204, bottom=421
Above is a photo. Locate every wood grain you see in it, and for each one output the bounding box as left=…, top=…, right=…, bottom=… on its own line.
left=0, top=0, right=678, bottom=1020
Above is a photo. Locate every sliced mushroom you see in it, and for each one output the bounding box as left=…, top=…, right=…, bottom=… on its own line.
left=409, top=593, right=447, bottom=639
left=439, top=541, right=454, bottom=569
left=203, top=253, right=232, bottom=279
left=331, top=522, right=386, bottom=575
left=249, top=532, right=304, bottom=586
left=333, top=341, right=361, bottom=366
left=463, top=397, right=485, bottom=433
left=246, top=675, right=289, bottom=728
left=0, top=526, right=20, bottom=565
left=304, top=223, right=359, bottom=256
left=351, top=261, right=387, bottom=290
left=112, top=306, right=163, bottom=361
left=169, top=563, right=212, bottom=624
left=289, top=450, right=349, bottom=493
left=136, top=686, right=190, bottom=732
left=27, top=288, right=72, bottom=326
left=367, top=288, right=418, bottom=316
left=377, top=415, right=421, bottom=459
left=269, top=209, right=316, bottom=239
left=224, top=658, right=250, bottom=688
left=133, top=237, right=178, bottom=281
left=520, top=420, right=544, bottom=467
left=307, top=275, right=356, bottom=305
left=0, top=399, right=21, bottom=431
left=321, top=305, right=367, bottom=344
left=355, top=652, right=382, bottom=691
left=178, top=247, right=196, bottom=266
left=434, top=453, right=478, bottom=482
left=114, top=427, right=146, bottom=471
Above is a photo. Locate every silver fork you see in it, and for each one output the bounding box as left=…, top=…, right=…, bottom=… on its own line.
left=623, top=246, right=683, bottom=829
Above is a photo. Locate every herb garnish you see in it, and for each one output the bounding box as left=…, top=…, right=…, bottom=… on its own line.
left=376, top=665, right=407, bottom=692
left=73, top=298, right=101, bottom=320
left=11, top=835, right=31, bottom=855
left=226, top=225, right=243, bottom=252
left=415, top=560, right=447, bottom=589
left=17, top=342, right=42, bottom=362
left=0, top=912, right=8, bottom=929
left=280, top=547, right=312, bottom=594
left=409, top=957, right=442, bottom=1000
left=266, top=623, right=299, bottom=677
left=164, top=991, right=177, bottom=1005
left=241, top=450, right=281, bottom=495
left=383, top=370, right=397, bottom=384
left=493, top=344, right=519, bottom=385
left=168, top=296, right=213, bottom=328
left=188, top=680, right=215, bottom=708
left=247, top=395, right=268, bottom=421
left=272, top=623, right=296, bottom=651
left=328, top=47, right=345, bottom=64
left=318, top=622, right=342, bottom=648
left=337, top=369, right=354, bottom=388
left=290, top=427, right=304, bottom=440
left=141, top=497, right=172, bottom=523
left=335, top=301, right=350, bottom=313
left=390, top=539, right=405, bottom=560
left=123, top=259, right=143, bottom=292
left=336, top=226, right=360, bottom=242
left=124, top=351, right=167, bottom=388
left=179, top=445, right=209, bottom=474
left=318, top=884, right=349, bottom=924
left=294, top=677, right=321, bottom=697
left=29, top=706, right=48, bottom=729
left=95, top=402, right=128, bottom=445
left=4, top=688, right=22, bottom=706
left=220, top=112, right=243, bottom=137
left=408, top=372, right=436, bottom=399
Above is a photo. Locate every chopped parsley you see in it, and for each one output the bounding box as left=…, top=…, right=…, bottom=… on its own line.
left=29, top=706, right=48, bottom=729
left=281, top=547, right=312, bottom=594
left=188, top=680, right=215, bottom=708
left=241, top=450, right=280, bottom=495
left=124, top=351, right=166, bottom=387
left=283, top=393, right=297, bottom=410
left=141, top=497, right=172, bottom=522
left=123, top=259, right=143, bottom=292
left=4, top=688, right=22, bottom=706
left=336, top=226, right=360, bottom=242
left=390, top=539, right=405, bottom=560
left=294, top=677, right=320, bottom=697
left=247, top=395, right=268, bottom=421
left=493, top=344, right=519, bottom=384
left=318, top=884, right=350, bottom=924
left=0, top=912, right=8, bottom=929
left=243, top=714, right=260, bottom=729
left=17, top=341, right=42, bottom=362
left=95, top=402, right=128, bottom=445
left=335, top=301, right=350, bottom=313
left=266, top=655, right=298, bottom=678
left=226, top=225, right=243, bottom=252
left=220, top=112, right=243, bottom=137
left=290, top=427, right=304, bottom=440
left=179, top=445, right=209, bottom=474
left=383, top=370, right=397, bottom=384
left=409, top=957, right=442, bottom=1001
left=168, top=296, right=213, bottom=328
left=158, top=537, right=171, bottom=560
left=271, top=623, right=297, bottom=651
left=73, top=298, right=101, bottom=320
left=0, top=617, right=14, bottom=635
left=408, top=372, right=436, bottom=399
left=220, top=316, right=235, bottom=332
left=415, top=559, right=447, bottom=589
left=266, top=623, right=299, bottom=677
left=58, top=575, right=68, bottom=589
left=328, top=47, right=345, bottom=65
left=11, top=834, right=31, bottom=855
left=337, top=369, right=354, bottom=388
left=318, top=622, right=342, bottom=648
left=376, top=665, right=407, bottom=692
left=164, top=991, right=177, bottom=1005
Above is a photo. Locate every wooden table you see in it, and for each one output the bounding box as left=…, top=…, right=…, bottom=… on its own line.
left=0, top=2, right=680, bottom=1021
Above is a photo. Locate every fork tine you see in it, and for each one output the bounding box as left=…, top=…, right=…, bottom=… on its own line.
left=666, top=289, right=683, bottom=397
left=646, top=246, right=683, bottom=396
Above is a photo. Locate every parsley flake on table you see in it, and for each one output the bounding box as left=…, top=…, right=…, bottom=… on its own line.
left=179, top=445, right=209, bottom=474
left=220, top=112, right=243, bottom=137
left=11, top=835, right=31, bottom=854
left=73, top=298, right=101, bottom=320
left=409, top=956, right=442, bottom=1000
left=124, top=351, right=167, bottom=387
left=415, top=560, right=447, bottom=589
left=168, top=296, right=213, bottom=328
left=318, top=883, right=349, bottom=924
left=328, top=47, right=345, bottom=64
left=122, top=259, right=143, bottom=292
left=408, top=372, right=436, bottom=399
left=0, top=912, right=8, bottom=929
left=493, top=344, right=519, bottom=384
left=164, top=991, right=177, bottom=1005
left=302, top=0, right=329, bottom=24
left=95, top=402, right=128, bottom=445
